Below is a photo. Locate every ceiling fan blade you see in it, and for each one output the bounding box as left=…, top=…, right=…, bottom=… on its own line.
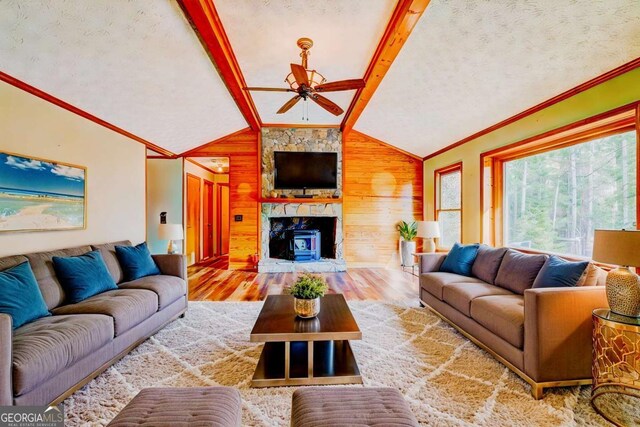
left=277, top=95, right=302, bottom=114
left=310, top=94, right=344, bottom=116
left=314, top=79, right=366, bottom=92
left=290, top=63, right=310, bottom=87
left=244, top=87, right=294, bottom=92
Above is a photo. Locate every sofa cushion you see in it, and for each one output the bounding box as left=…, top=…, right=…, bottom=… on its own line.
left=470, top=295, right=525, bottom=349
left=25, top=246, right=92, bottom=310
left=0, top=262, right=50, bottom=329
left=443, top=282, right=513, bottom=317
left=116, top=243, right=161, bottom=282
left=439, top=243, right=480, bottom=277
left=0, top=255, right=28, bottom=272
left=420, top=272, right=484, bottom=301
left=494, top=250, right=547, bottom=295
left=119, top=275, right=186, bottom=310
left=12, top=314, right=113, bottom=396
left=52, top=289, right=158, bottom=336
left=471, top=245, right=508, bottom=284
left=532, top=255, right=589, bottom=289
left=52, top=250, right=118, bottom=304
left=576, top=263, right=608, bottom=287
left=91, top=241, right=131, bottom=284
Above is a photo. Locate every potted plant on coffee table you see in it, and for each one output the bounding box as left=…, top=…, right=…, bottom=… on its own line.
left=397, top=220, right=417, bottom=267
left=288, top=274, right=329, bottom=318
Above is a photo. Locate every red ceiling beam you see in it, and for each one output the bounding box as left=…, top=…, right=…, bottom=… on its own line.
left=341, top=0, right=431, bottom=135
left=178, top=0, right=261, bottom=132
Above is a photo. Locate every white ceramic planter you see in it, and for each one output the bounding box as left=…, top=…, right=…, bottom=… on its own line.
left=400, top=240, right=416, bottom=267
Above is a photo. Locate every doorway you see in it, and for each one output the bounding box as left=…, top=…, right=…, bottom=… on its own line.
left=203, top=180, right=214, bottom=259
left=186, top=173, right=201, bottom=265
left=218, top=183, right=230, bottom=256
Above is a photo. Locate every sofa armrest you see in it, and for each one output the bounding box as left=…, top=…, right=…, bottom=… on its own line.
left=0, top=314, right=12, bottom=406
left=418, top=253, right=447, bottom=275
left=152, top=254, right=187, bottom=281
left=524, top=286, right=606, bottom=382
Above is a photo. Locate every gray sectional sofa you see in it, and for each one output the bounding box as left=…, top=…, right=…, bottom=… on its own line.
left=0, top=241, right=188, bottom=406
left=418, top=247, right=607, bottom=399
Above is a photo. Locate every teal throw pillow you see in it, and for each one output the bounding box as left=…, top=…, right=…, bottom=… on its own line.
left=532, top=255, right=589, bottom=288
left=53, top=250, right=118, bottom=304
left=115, top=242, right=160, bottom=282
left=439, top=242, right=480, bottom=277
left=0, top=262, right=50, bottom=329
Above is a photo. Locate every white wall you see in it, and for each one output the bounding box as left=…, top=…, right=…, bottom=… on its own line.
left=0, top=81, right=146, bottom=256
left=146, top=158, right=184, bottom=254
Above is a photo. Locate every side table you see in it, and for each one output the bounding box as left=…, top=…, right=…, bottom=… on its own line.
left=591, top=308, right=640, bottom=426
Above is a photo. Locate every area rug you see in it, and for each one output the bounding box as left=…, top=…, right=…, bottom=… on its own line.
left=63, top=301, right=619, bottom=426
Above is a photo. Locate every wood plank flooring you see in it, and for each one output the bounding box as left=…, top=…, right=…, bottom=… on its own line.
left=188, top=256, right=419, bottom=301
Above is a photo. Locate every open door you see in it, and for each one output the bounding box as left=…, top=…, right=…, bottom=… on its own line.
left=186, top=173, right=201, bottom=265
left=203, top=180, right=214, bottom=259
left=218, top=183, right=230, bottom=256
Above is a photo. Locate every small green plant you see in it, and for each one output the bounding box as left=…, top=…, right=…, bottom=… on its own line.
left=288, top=274, right=329, bottom=300
left=397, top=221, right=417, bottom=241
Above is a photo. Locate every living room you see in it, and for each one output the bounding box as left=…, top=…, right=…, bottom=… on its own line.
left=0, top=1, right=639, bottom=426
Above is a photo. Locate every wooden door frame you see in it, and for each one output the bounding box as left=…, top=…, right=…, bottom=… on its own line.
left=217, top=183, right=230, bottom=256
left=186, top=173, right=202, bottom=263
left=203, top=179, right=214, bottom=260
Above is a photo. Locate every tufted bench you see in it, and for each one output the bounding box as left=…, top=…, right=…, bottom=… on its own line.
left=107, top=387, right=242, bottom=427
left=291, top=387, right=419, bottom=427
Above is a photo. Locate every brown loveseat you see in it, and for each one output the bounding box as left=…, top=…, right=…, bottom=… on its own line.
left=418, top=247, right=607, bottom=399
left=0, top=241, right=187, bottom=406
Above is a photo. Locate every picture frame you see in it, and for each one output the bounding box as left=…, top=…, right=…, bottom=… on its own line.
left=0, top=151, right=87, bottom=232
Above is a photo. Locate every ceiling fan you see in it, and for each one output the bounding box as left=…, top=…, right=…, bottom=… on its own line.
left=243, top=38, right=366, bottom=116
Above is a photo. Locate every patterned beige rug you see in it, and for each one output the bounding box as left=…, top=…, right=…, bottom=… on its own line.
left=63, top=301, right=619, bottom=426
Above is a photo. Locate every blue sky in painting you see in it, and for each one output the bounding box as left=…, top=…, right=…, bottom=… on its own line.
left=0, top=153, right=85, bottom=197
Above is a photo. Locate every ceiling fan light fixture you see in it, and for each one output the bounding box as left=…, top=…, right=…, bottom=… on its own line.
left=285, top=69, right=326, bottom=91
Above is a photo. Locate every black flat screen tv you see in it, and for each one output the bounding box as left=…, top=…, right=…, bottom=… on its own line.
left=274, top=151, right=338, bottom=190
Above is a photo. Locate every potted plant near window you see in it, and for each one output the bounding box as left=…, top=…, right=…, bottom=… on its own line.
left=287, top=274, right=329, bottom=318
left=397, top=221, right=417, bottom=267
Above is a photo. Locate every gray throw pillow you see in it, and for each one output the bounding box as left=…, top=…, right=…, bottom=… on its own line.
left=471, top=245, right=508, bottom=284
left=494, top=249, right=548, bottom=295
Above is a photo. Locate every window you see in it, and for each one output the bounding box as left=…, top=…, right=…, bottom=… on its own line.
left=482, top=104, right=639, bottom=258
left=435, top=163, right=462, bottom=248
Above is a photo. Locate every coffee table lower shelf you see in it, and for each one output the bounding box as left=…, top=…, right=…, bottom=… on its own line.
left=251, top=340, right=362, bottom=388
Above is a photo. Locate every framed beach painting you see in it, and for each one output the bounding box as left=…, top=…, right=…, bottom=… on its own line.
left=0, top=152, right=86, bottom=232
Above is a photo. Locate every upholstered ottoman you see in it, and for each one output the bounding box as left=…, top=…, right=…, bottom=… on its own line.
left=107, top=387, right=242, bottom=427
left=291, top=387, right=419, bottom=427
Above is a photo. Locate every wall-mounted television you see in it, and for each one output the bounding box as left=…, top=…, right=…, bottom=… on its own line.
left=274, top=151, right=338, bottom=190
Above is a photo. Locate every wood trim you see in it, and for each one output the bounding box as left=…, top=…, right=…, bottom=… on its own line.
left=186, top=172, right=202, bottom=263
left=179, top=127, right=251, bottom=157
left=347, top=130, right=422, bottom=160
left=637, top=103, right=640, bottom=230
left=0, top=71, right=175, bottom=158
left=424, top=57, right=640, bottom=161
left=480, top=102, right=639, bottom=250
left=177, top=0, right=261, bottom=131
left=340, top=0, right=431, bottom=134
left=434, top=161, right=463, bottom=248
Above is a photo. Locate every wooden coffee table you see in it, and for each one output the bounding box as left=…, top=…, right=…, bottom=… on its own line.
left=249, top=294, right=362, bottom=387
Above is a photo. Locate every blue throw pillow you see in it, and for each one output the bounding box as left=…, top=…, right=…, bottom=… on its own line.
left=532, top=255, right=589, bottom=288
left=439, top=242, right=480, bottom=277
left=115, top=242, right=160, bottom=282
left=53, top=250, right=118, bottom=304
left=0, top=262, right=50, bottom=329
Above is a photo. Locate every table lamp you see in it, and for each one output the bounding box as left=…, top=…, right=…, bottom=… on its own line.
left=592, top=229, right=640, bottom=317
left=417, top=221, right=441, bottom=253
left=158, top=223, right=184, bottom=255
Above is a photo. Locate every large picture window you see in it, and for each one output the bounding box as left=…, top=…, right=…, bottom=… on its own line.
left=435, top=163, right=462, bottom=248
left=482, top=104, right=639, bottom=258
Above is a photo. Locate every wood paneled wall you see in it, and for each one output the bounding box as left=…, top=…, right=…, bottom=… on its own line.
left=187, top=129, right=259, bottom=270
left=343, top=131, right=423, bottom=266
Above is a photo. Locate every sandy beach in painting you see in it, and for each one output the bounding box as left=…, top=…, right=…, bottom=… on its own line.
left=0, top=193, right=83, bottom=231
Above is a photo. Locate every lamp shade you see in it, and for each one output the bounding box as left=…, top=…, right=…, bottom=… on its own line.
left=417, top=221, right=440, bottom=238
left=158, top=223, right=184, bottom=240
left=592, top=229, right=640, bottom=266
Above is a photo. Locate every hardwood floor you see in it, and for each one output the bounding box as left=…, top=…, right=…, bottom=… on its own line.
left=188, top=256, right=419, bottom=301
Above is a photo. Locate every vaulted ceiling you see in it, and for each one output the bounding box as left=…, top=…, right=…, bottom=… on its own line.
left=1, top=0, right=639, bottom=157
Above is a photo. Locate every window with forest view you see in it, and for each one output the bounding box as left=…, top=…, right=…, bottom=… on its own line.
left=504, top=130, right=637, bottom=257
left=436, top=165, right=462, bottom=248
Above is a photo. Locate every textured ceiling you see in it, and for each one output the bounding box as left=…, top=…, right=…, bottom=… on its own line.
left=214, top=0, right=396, bottom=125
left=356, top=0, right=640, bottom=157
left=0, top=0, right=247, bottom=154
